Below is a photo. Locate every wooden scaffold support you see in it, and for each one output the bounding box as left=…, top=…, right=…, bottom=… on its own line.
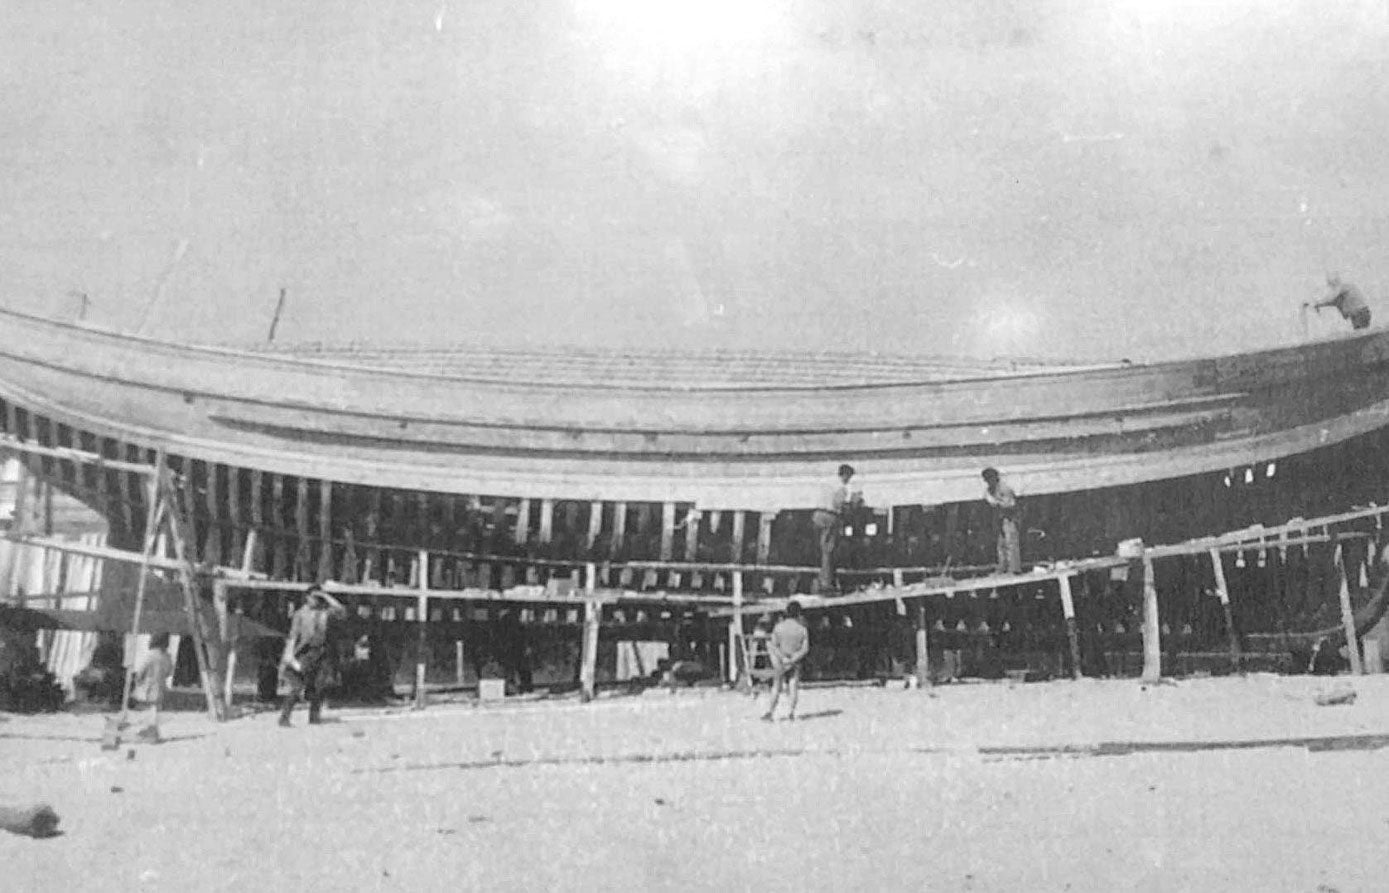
left=1334, top=542, right=1364, bottom=676
left=1208, top=547, right=1241, bottom=672
left=579, top=562, right=600, bottom=702
left=1057, top=573, right=1082, bottom=681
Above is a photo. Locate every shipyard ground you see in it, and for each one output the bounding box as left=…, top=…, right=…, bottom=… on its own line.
left=5, top=676, right=1389, bottom=892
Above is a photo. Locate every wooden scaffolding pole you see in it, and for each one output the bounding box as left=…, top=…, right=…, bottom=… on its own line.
left=1141, top=552, right=1162, bottom=682
left=1058, top=573, right=1082, bottom=681
left=1334, top=543, right=1364, bottom=676
left=115, top=472, right=168, bottom=732
left=1208, top=547, right=1241, bottom=672
left=580, top=562, right=600, bottom=702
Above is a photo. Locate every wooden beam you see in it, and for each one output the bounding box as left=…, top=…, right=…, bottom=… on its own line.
left=0, top=432, right=156, bottom=475
left=660, top=502, right=676, bottom=561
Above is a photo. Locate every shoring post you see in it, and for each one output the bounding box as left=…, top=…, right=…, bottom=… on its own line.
left=414, top=550, right=429, bottom=709
left=914, top=601, right=930, bottom=688
left=729, top=570, right=744, bottom=684
left=1058, top=573, right=1083, bottom=681
left=580, top=562, right=599, bottom=702
left=116, top=472, right=166, bottom=732
left=1334, top=543, right=1364, bottom=676
left=213, top=579, right=235, bottom=713
left=1141, top=552, right=1162, bottom=682
left=1208, top=547, right=1241, bottom=672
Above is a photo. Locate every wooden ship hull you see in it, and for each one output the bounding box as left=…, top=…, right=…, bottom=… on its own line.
left=5, top=306, right=1389, bottom=692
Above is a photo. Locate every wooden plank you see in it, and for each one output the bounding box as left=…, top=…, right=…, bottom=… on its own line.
left=660, top=502, right=676, bottom=561
left=317, top=479, right=333, bottom=583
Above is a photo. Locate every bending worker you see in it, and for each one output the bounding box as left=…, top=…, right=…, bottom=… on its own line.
left=1308, top=274, right=1372, bottom=330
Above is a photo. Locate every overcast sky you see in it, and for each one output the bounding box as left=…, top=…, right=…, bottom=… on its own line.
left=1, top=0, right=1387, bottom=361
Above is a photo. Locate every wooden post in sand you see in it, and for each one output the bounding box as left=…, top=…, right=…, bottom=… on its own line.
left=414, top=550, right=429, bottom=709
left=1141, top=553, right=1162, bottom=682
left=729, top=570, right=744, bottom=683
left=580, top=562, right=600, bottom=702
left=914, top=601, right=930, bottom=688
left=1058, top=574, right=1083, bottom=681
left=1208, top=547, right=1241, bottom=672
left=1334, top=543, right=1364, bottom=676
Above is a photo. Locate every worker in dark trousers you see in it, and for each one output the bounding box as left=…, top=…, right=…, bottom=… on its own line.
left=812, top=464, right=862, bottom=594
left=279, top=585, right=347, bottom=727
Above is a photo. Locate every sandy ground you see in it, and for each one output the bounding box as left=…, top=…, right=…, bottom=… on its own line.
left=5, top=675, right=1389, bottom=892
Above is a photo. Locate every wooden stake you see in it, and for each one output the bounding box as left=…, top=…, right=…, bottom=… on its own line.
left=1335, top=544, right=1364, bottom=675
left=1208, top=547, right=1241, bottom=672
left=1058, top=574, right=1082, bottom=681
left=415, top=549, right=429, bottom=709
left=1141, top=553, right=1162, bottom=682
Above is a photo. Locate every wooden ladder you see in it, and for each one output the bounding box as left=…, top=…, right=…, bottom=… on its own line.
left=157, top=464, right=227, bottom=721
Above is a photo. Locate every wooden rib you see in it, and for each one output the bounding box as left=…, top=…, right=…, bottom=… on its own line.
left=365, top=488, right=383, bottom=583
left=731, top=511, right=746, bottom=564
left=293, top=476, right=311, bottom=581
left=226, top=465, right=244, bottom=565
left=270, top=474, right=288, bottom=579
left=317, top=479, right=333, bottom=583
left=514, top=498, right=531, bottom=545
left=756, top=513, right=774, bottom=565
left=684, top=506, right=699, bottom=562
left=202, top=463, right=224, bottom=569
left=612, top=501, right=627, bottom=553
left=248, top=468, right=265, bottom=573
left=587, top=500, right=603, bottom=551
left=660, top=502, right=676, bottom=561
left=539, top=498, right=554, bottom=544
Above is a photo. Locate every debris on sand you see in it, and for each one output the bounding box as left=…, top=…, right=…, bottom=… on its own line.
left=0, top=803, right=60, bottom=838
left=1315, top=688, right=1357, bottom=707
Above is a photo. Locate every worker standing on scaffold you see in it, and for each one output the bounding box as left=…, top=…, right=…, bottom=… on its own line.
left=812, top=464, right=862, bottom=595
left=982, top=467, right=1023, bottom=575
